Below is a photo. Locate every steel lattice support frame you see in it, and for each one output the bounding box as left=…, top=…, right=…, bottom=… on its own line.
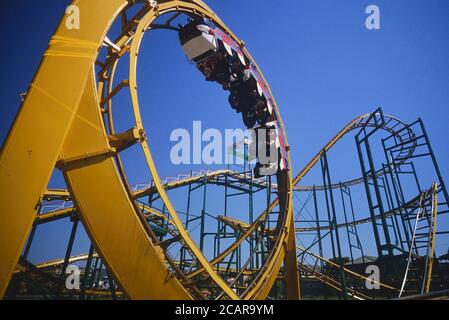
left=294, top=108, right=449, bottom=299
left=6, top=107, right=449, bottom=299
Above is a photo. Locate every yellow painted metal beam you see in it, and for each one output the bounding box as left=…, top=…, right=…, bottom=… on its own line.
left=60, top=69, right=191, bottom=299
left=1, top=0, right=297, bottom=300
left=0, top=0, right=129, bottom=297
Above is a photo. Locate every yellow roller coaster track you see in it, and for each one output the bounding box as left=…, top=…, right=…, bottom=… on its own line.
left=0, top=0, right=299, bottom=300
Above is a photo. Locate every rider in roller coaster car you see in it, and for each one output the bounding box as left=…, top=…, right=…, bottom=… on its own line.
left=178, top=19, right=232, bottom=88
left=197, top=49, right=232, bottom=89
left=227, top=60, right=272, bottom=129
left=179, top=20, right=273, bottom=127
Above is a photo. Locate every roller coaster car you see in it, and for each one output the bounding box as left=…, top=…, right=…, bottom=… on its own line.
left=230, top=79, right=272, bottom=128
left=197, top=51, right=231, bottom=87
left=179, top=21, right=218, bottom=63
left=253, top=161, right=278, bottom=179
left=227, top=64, right=274, bottom=128
left=251, top=123, right=285, bottom=178
left=179, top=21, right=274, bottom=129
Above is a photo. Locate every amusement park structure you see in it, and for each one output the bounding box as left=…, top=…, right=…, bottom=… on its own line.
left=0, top=0, right=448, bottom=300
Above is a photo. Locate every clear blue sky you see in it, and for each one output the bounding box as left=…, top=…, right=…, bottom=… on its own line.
left=1, top=1, right=448, bottom=262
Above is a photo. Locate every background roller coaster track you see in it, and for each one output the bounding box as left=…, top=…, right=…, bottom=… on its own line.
left=158, top=109, right=424, bottom=284
left=29, top=110, right=424, bottom=300
left=42, top=110, right=419, bottom=203
left=296, top=192, right=423, bottom=232
left=40, top=109, right=422, bottom=235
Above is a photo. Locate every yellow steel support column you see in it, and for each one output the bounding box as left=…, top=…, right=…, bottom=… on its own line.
left=0, top=0, right=128, bottom=297
left=285, top=216, right=301, bottom=299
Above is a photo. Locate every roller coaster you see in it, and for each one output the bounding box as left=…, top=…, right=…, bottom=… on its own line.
left=0, top=0, right=448, bottom=300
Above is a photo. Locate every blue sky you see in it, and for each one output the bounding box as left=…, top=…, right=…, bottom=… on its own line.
left=1, top=1, right=448, bottom=263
